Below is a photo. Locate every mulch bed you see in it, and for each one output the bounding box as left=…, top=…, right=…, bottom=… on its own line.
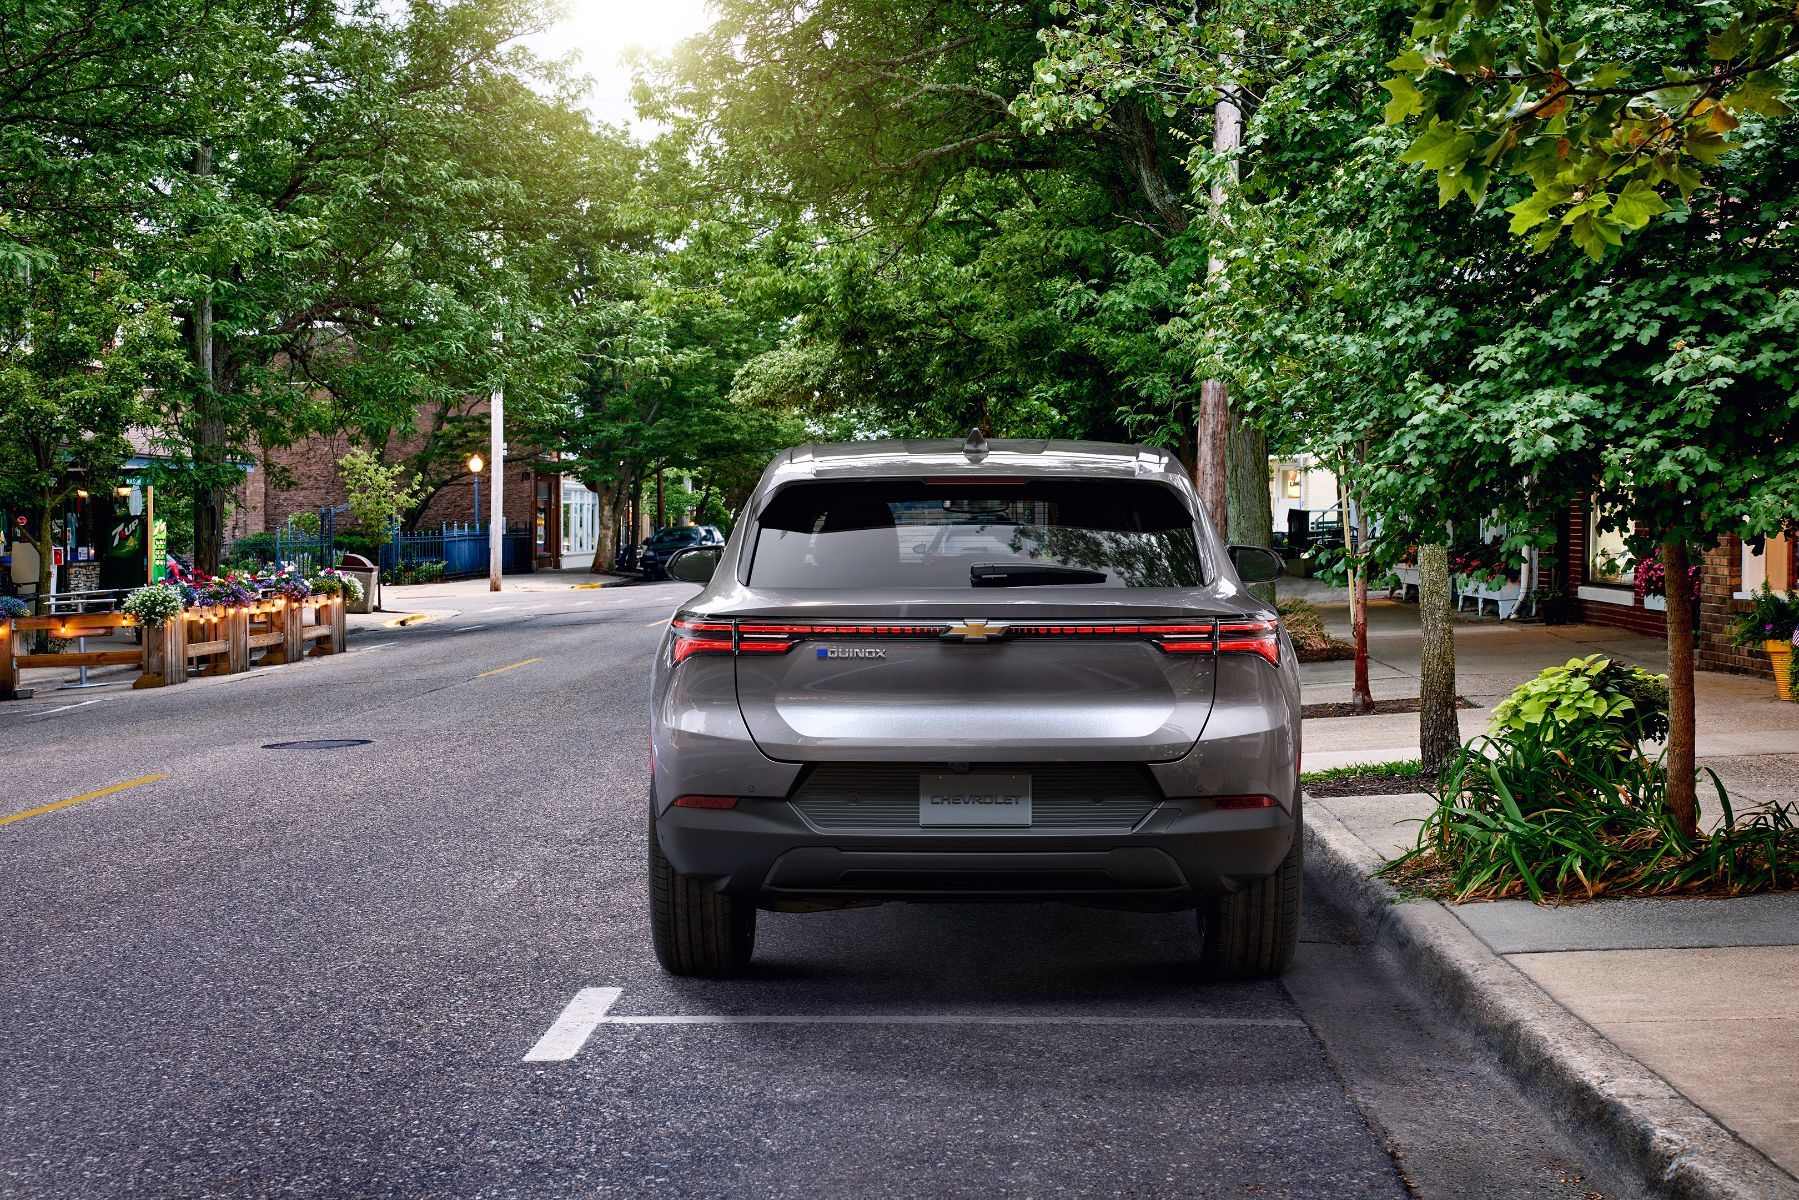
left=1301, top=696, right=1477, bottom=719
left=1295, top=643, right=1356, bottom=663
left=1304, top=773, right=1433, bottom=798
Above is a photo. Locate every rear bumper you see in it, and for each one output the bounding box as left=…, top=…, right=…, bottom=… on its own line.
left=655, top=798, right=1295, bottom=904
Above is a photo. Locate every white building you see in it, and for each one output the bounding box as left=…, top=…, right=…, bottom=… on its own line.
left=561, top=479, right=600, bottom=561
left=1270, top=455, right=1340, bottom=534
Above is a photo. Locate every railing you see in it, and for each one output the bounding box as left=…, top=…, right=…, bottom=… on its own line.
left=2, top=597, right=347, bottom=700
left=380, top=522, right=532, bottom=580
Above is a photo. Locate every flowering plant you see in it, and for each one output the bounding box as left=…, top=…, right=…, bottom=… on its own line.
left=1728, top=582, right=1799, bottom=648
left=1449, top=546, right=1512, bottom=589
left=194, top=572, right=260, bottom=608
left=0, top=595, right=30, bottom=619
left=310, top=567, right=363, bottom=603
left=123, top=583, right=185, bottom=626
left=263, top=565, right=313, bottom=604
left=1633, top=547, right=1701, bottom=606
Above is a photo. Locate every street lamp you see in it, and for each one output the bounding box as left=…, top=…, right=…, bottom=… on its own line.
left=468, top=454, right=484, bottom=526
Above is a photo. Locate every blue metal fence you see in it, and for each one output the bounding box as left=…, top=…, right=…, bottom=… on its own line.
left=380, top=522, right=531, bottom=580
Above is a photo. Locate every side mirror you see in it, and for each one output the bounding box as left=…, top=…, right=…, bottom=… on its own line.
left=667, top=545, right=721, bottom=584
left=1228, top=544, right=1284, bottom=584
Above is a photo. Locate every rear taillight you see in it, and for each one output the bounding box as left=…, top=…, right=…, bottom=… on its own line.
left=1003, top=623, right=1216, bottom=653
left=669, top=616, right=734, bottom=664
left=672, top=794, right=738, bottom=809
left=1217, top=618, right=1281, bottom=667
left=669, top=616, right=1281, bottom=663
left=1210, top=794, right=1278, bottom=810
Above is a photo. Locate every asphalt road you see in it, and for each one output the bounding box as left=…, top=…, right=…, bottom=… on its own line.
left=0, top=582, right=1634, bottom=1198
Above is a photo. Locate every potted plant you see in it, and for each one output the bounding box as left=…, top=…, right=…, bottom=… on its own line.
left=1729, top=583, right=1799, bottom=701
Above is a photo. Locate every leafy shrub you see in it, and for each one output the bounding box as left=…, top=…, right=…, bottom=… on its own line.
left=1387, top=751, right=1797, bottom=902
left=385, top=559, right=444, bottom=586
left=1490, top=654, right=1668, bottom=751
left=1276, top=596, right=1353, bottom=662
left=123, top=583, right=185, bottom=626
left=1384, top=654, right=1797, bottom=903
left=0, top=596, right=29, bottom=619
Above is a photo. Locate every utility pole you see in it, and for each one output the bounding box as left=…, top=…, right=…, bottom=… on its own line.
left=488, top=375, right=504, bottom=592
left=1196, top=68, right=1241, bottom=530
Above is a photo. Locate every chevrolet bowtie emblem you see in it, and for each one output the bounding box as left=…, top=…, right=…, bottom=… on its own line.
left=942, top=618, right=1011, bottom=642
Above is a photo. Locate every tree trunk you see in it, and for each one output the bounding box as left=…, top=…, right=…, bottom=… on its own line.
left=35, top=504, right=54, bottom=619
left=588, top=478, right=627, bottom=574
left=1345, top=495, right=1372, bottom=713
left=1417, top=541, right=1459, bottom=775
left=1663, top=537, right=1698, bottom=835
left=189, top=140, right=226, bottom=576
left=1226, top=415, right=1273, bottom=601
left=1196, top=383, right=1229, bottom=529
left=654, top=467, right=666, bottom=530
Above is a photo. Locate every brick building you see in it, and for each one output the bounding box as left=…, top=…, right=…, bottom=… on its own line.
left=229, top=407, right=568, bottom=571
left=1562, top=497, right=1795, bottom=679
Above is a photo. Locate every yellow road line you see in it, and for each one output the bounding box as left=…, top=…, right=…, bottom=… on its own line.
left=1, top=773, right=170, bottom=829
left=570, top=582, right=606, bottom=590
left=644, top=618, right=669, bottom=627
left=476, top=657, right=541, bottom=679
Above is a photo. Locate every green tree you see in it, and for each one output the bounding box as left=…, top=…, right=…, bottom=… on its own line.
left=0, top=250, right=181, bottom=610
left=1381, top=0, right=1797, bottom=256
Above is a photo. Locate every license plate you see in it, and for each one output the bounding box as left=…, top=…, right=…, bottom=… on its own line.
left=919, top=773, right=1031, bottom=827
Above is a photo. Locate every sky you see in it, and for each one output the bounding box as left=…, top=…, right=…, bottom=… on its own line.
left=520, top=0, right=717, bottom=135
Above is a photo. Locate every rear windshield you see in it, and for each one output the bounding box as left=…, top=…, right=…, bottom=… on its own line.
left=747, top=478, right=1205, bottom=589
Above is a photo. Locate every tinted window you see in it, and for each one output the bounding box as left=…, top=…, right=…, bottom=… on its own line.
left=748, top=479, right=1204, bottom=589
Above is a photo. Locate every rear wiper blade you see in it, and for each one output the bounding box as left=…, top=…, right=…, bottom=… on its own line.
left=971, top=562, right=1108, bottom=587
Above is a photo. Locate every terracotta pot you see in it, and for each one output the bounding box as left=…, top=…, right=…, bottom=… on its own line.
left=1767, top=640, right=1795, bottom=702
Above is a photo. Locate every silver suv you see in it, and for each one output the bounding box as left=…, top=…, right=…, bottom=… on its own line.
left=648, top=436, right=1299, bottom=978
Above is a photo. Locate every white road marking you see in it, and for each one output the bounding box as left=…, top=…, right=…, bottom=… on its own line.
left=34, top=697, right=111, bottom=717
left=523, top=988, right=625, bottom=1061
left=346, top=642, right=395, bottom=655
left=523, top=988, right=1304, bottom=1061
left=454, top=624, right=487, bottom=632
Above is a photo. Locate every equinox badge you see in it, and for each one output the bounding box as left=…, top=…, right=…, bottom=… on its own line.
left=818, top=647, right=887, bottom=659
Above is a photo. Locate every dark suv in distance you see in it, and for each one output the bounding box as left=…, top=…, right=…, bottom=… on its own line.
left=639, top=524, right=724, bottom=580
left=647, top=436, right=1297, bottom=979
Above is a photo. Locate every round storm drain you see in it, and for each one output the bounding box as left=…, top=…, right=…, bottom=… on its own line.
left=262, top=738, right=373, bottom=750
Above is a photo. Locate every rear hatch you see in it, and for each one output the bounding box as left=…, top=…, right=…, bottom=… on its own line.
left=727, top=596, right=1224, bottom=762
left=699, top=473, right=1258, bottom=763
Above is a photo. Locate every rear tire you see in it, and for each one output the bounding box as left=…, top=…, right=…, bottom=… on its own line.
left=1199, top=810, right=1302, bottom=980
left=648, top=798, right=756, bottom=977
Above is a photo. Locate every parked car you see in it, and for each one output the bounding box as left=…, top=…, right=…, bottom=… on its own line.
left=646, top=436, right=1298, bottom=979
left=640, top=524, right=723, bottom=579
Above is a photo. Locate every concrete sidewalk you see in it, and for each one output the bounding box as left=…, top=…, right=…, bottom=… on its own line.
left=1298, top=596, right=1799, bottom=804
left=1298, top=590, right=1799, bottom=1194
left=1314, top=790, right=1799, bottom=1192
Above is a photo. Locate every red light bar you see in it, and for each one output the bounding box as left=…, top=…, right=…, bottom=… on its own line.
left=1217, top=618, right=1281, bottom=667
left=1211, top=794, right=1278, bottom=810
left=669, top=616, right=735, bottom=664
left=672, top=794, right=738, bottom=809
left=1006, top=622, right=1215, bottom=652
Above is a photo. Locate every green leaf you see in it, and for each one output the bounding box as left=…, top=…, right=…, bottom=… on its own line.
left=1707, top=18, right=1748, bottom=61
left=1400, top=120, right=1477, bottom=171
left=1610, top=179, right=1670, bottom=229
left=1505, top=184, right=1571, bottom=233
left=1382, top=75, right=1426, bottom=125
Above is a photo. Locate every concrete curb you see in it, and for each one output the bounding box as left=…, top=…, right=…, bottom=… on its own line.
left=1303, top=798, right=1799, bottom=1200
